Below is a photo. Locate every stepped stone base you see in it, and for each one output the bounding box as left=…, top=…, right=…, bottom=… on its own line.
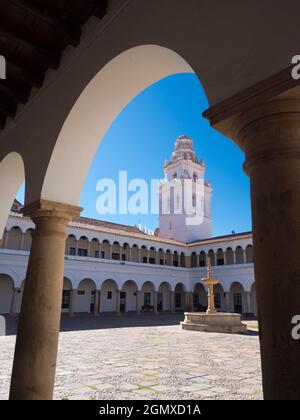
left=181, top=312, right=247, bottom=334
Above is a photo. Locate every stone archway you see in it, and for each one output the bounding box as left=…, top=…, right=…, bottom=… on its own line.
left=158, top=282, right=172, bottom=312
left=100, top=279, right=118, bottom=313
left=76, top=279, right=97, bottom=313
left=121, top=280, right=138, bottom=313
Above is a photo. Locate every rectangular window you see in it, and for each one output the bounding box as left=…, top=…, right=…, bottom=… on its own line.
left=173, top=261, right=179, bottom=267
left=149, top=258, right=155, bottom=264
left=217, top=258, right=224, bottom=266
left=77, top=290, right=85, bottom=296
left=199, top=260, right=205, bottom=267
left=78, top=248, right=88, bottom=257
left=69, top=247, right=76, bottom=256
left=160, top=259, right=164, bottom=265
left=107, top=291, right=112, bottom=300
left=112, top=253, right=120, bottom=260
left=95, top=250, right=100, bottom=258
left=122, top=254, right=126, bottom=261
left=100, top=251, right=105, bottom=259
left=143, top=257, right=148, bottom=264
left=62, top=290, right=71, bottom=309
left=144, top=293, right=151, bottom=306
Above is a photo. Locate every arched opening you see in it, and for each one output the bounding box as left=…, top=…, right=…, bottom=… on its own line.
left=66, top=235, right=76, bottom=256
left=214, top=283, right=226, bottom=312
left=121, top=280, right=138, bottom=313
left=208, top=249, right=215, bottom=266
left=101, top=240, right=111, bottom=260
left=230, top=282, right=246, bottom=314
left=0, top=153, right=25, bottom=240
left=131, top=244, right=139, bottom=263
left=76, top=279, right=96, bottom=313
left=111, top=241, right=121, bottom=261
left=23, top=229, right=33, bottom=252
left=180, top=252, right=186, bottom=267
left=100, top=279, right=118, bottom=313
left=165, top=250, right=172, bottom=266
left=41, top=45, right=194, bottom=206
left=216, top=248, right=224, bottom=266
left=0, top=274, right=14, bottom=314
left=140, top=246, right=148, bottom=264
left=158, top=282, right=171, bottom=312
left=173, top=251, right=179, bottom=267
left=5, top=227, right=22, bottom=250
left=246, top=245, right=253, bottom=263
left=141, top=281, right=155, bottom=311
left=191, top=252, right=198, bottom=267
left=62, top=278, right=73, bottom=313
left=235, top=246, right=244, bottom=264
left=90, top=238, right=100, bottom=259
left=193, top=283, right=207, bottom=312
left=199, top=251, right=206, bottom=267
left=157, top=248, right=165, bottom=266
left=149, top=247, right=156, bottom=265
left=226, top=247, right=234, bottom=265
left=174, top=283, right=186, bottom=312
left=122, top=243, right=130, bottom=262
left=77, top=236, right=89, bottom=257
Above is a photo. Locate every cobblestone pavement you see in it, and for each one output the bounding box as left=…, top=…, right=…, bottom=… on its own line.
left=0, top=314, right=262, bottom=400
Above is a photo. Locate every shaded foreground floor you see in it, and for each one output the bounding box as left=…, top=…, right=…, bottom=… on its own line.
left=0, top=314, right=262, bottom=400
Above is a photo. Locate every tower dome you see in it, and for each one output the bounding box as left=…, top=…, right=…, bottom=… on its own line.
left=170, top=135, right=198, bottom=164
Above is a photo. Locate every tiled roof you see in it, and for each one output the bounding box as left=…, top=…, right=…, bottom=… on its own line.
left=73, top=216, right=145, bottom=235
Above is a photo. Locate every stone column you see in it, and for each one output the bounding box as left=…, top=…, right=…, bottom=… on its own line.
left=226, top=292, right=231, bottom=313
left=232, top=89, right=300, bottom=399
left=184, top=292, right=193, bottom=312
left=116, top=290, right=121, bottom=314
left=170, top=291, right=175, bottom=313
left=246, top=292, right=251, bottom=314
left=153, top=291, right=158, bottom=314
left=94, top=290, right=100, bottom=315
left=19, top=233, right=25, bottom=251
left=136, top=291, right=141, bottom=314
left=87, top=241, right=91, bottom=258
left=232, top=252, right=236, bottom=265
left=10, top=288, right=21, bottom=316
left=75, top=239, right=79, bottom=256
left=9, top=200, right=82, bottom=401
left=69, top=289, right=77, bottom=317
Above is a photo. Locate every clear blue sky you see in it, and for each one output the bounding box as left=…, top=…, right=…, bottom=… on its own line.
left=18, top=73, right=252, bottom=237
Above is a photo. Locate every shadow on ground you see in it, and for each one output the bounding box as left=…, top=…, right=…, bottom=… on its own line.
left=3, top=313, right=185, bottom=336
left=2, top=313, right=258, bottom=337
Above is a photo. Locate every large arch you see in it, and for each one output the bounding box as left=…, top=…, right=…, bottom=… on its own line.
left=0, top=153, right=25, bottom=239
left=41, top=45, right=194, bottom=206
left=76, top=279, right=97, bottom=313
left=121, top=280, right=138, bottom=313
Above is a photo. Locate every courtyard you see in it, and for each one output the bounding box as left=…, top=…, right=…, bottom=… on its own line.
left=0, top=314, right=262, bottom=400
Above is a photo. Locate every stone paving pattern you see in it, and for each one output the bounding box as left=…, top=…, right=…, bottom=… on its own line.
left=0, top=314, right=262, bottom=400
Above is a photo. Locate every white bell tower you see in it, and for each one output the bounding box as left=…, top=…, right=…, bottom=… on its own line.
left=159, top=135, right=212, bottom=243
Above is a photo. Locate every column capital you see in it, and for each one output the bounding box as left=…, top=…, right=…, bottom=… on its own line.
left=229, top=87, right=300, bottom=175
left=23, top=200, right=83, bottom=225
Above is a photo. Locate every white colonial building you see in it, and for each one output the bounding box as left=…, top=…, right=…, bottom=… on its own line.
left=0, top=136, right=256, bottom=317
